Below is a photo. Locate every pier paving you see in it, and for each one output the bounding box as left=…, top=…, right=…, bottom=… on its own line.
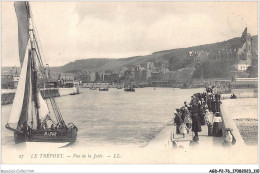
left=147, top=124, right=224, bottom=150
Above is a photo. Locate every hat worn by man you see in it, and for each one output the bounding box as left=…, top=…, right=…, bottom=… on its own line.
left=215, top=112, right=220, bottom=116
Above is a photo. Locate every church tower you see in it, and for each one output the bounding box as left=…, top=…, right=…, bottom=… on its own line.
left=240, top=27, right=252, bottom=65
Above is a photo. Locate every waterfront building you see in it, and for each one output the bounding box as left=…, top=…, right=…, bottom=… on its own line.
left=59, top=73, right=75, bottom=87
left=103, top=73, right=119, bottom=83
left=146, top=69, right=152, bottom=80
left=75, top=74, right=90, bottom=83
left=45, top=77, right=59, bottom=88
left=90, top=72, right=96, bottom=82
left=60, top=73, right=74, bottom=81
left=1, top=70, right=20, bottom=89
left=1, top=74, right=15, bottom=89
left=231, top=77, right=258, bottom=88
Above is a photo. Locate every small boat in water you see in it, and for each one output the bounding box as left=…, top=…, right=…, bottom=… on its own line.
left=173, top=88, right=181, bottom=90
left=90, top=86, right=97, bottom=90
left=99, top=83, right=109, bottom=91
left=116, top=85, right=123, bottom=89
left=124, top=75, right=135, bottom=92
left=5, top=2, right=77, bottom=146
left=99, top=87, right=109, bottom=91
left=124, top=86, right=135, bottom=92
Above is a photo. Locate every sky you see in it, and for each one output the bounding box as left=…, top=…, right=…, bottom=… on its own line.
left=1, top=1, right=258, bottom=67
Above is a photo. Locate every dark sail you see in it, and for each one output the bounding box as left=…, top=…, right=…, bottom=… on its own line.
left=14, top=1, right=30, bottom=66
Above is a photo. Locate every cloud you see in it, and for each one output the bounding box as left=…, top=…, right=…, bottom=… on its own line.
left=1, top=1, right=258, bottom=67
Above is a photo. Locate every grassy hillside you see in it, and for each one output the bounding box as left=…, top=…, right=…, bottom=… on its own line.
left=192, top=61, right=230, bottom=79
left=60, top=58, right=115, bottom=73
left=58, top=36, right=256, bottom=73
left=3, top=35, right=257, bottom=79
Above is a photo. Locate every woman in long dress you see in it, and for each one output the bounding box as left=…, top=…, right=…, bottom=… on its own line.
left=212, top=112, right=223, bottom=137
left=184, top=107, right=192, bottom=134
left=205, top=109, right=214, bottom=136
left=198, top=106, right=205, bottom=125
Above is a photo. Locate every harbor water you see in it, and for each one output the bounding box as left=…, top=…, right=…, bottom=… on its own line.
left=2, top=88, right=204, bottom=148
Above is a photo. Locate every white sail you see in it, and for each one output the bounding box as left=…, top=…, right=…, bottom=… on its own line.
left=8, top=41, right=30, bottom=124
left=14, top=1, right=30, bottom=66
left=38, top=92, right=49, bottom=120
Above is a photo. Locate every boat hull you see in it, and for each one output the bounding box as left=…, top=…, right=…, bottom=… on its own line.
left=14, top=127, right=77, bottom=144
left=124, top=88, right=135, bottom=92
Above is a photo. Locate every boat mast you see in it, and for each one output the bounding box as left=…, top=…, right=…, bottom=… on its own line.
left=26, top=2, right=66, bottom=128
left=27, top=2, right=41, bottom=130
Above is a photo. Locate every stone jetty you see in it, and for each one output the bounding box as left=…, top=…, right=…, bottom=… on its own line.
left=1, top=87, right=79, bottom=105
left=147, top=89, right=257, bottom=151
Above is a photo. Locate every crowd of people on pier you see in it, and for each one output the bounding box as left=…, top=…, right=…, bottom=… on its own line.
left=174, top=86, right=223, bottom=142
left=211, top=84, right=231, bottom=94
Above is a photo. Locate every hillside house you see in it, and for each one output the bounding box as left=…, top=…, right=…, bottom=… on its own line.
left=236, top=60, right=250, bottom=71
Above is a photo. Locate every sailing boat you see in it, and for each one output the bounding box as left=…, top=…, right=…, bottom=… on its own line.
left=5, top=2, right=77, bottom=145
left=124, top=71, right=135, bottom=92
left=124, top=83, right=135, bottom=92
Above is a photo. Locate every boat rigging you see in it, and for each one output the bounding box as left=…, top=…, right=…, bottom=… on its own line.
left=5, top=1, right=78, bottom=145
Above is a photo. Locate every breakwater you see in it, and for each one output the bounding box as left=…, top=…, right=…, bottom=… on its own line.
left=221, top=88, right=258, bottom=100
left=40, top=88, right=60, bottom=99
left=1, top=92, right=15, bottom=105
left=1, top=87, right=79, bottom=105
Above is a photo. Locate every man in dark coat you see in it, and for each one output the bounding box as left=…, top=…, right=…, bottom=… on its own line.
left=174, top=110, right=183, bottom=134
left=184, top=101, right=188, bottom=108
left=216, top=99, right=222, bottom=112
left=211, top=98, right=217, bottom=113
left=207, top=94, right=212, bottom=112
left=191, top=112, right=202, bottom=140
left=198, top=106, right=205, bottom=125
left=213, top=112, right=223, bottom=137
